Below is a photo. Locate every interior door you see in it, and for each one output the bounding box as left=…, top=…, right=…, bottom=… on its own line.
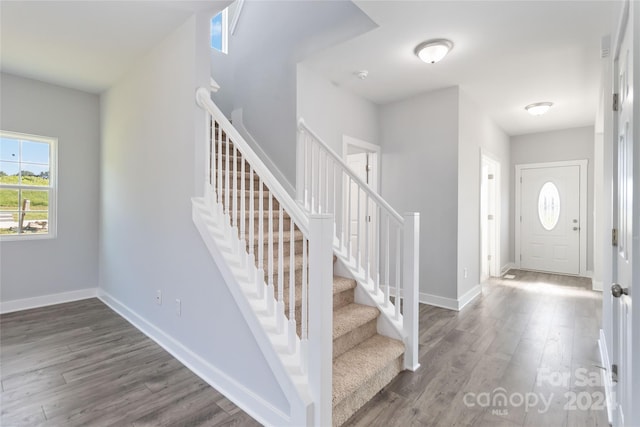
left=612, top=2, right=634, bottom=424
left=520, top=165, right=581, bottom=275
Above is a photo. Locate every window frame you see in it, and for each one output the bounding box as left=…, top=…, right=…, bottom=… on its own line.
left=211, top=8, right=229, bottom=54
left=0, top=130, right=57, bottom=241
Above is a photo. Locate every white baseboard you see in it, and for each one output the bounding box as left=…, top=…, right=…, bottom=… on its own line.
left=98, top=290, right=291, bottom=427
left=598, top=329, right=614, bottom=425
left=0, top=288, right=98, bottom=314
left=420, top=284, right=481, bottom=312
left=419, top=292, right=458, bottom=311
left=231, top=108, right=295, bottom=197
left=501, top=263, right=516, bottom=275
left=458, top=285, right=482, bottom=310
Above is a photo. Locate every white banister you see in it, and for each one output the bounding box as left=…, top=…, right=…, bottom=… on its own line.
left=308, top=214, right=334, bottom=427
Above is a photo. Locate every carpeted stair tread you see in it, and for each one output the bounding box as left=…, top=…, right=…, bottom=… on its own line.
left=332, top=334, right=404, bottom=407
left=333, top=276, right=356, bottom=294
left=246, top=229, right=304, bottom=244
left=333, top=304, right=379, bottom=341
left=283, top=276, right=362, bottom=308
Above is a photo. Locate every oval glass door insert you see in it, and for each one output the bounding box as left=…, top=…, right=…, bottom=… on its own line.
left=538, top=181, right=560, bottom=231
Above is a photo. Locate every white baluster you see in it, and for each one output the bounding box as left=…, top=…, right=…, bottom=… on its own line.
left=365, top=193, right=370, bottom=283
left=217, top=121, right=222, bottom=207
left=232, top=145, right=238, bottom=231
left=310, top=142, right=316, bottom=213
left=267, top=192, right=274, bottom=315
left=257, top=178, right=265, bottom=299
left=224, top=135, right=230, bottom=217
left=324, top=153, right=330, bottom=216
left=288, top=218, right=296, bottom=353
left=384, top=215, right=390, bottom=305
left=300, top=237, right=308, bottom=372
left=395, top=227, right=401, bottom=320
left=356, top=187, right=361, bottom=272
left=277, top=205, right=284, bottom=333
left=347, top=177, right=352, bottom=260
left=248, top=166, right=256, bottom=284
left=241, top=150, right=246, bottom=251
left=318, top=149, right=323, bottom=214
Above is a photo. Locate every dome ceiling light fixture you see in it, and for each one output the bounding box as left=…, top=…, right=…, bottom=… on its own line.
left=415, top=39, right=454, bottom=64
left=525, top=102, right=554, bottom=116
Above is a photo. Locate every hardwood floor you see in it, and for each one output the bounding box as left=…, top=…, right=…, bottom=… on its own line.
left=1, top=270, right=608, bottom=426
left=0, top=299, right=260, bottom=427
left=345, top=270, right=609, bottom=427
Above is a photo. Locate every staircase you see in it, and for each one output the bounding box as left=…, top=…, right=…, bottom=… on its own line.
left=192, top=88, right=419, bottom=426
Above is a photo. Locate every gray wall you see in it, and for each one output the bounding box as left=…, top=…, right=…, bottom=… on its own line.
left=211, top=0, right=376, bottom=185
left=296, top=64, right=380, bottom=152
left=458, top=92, right=511, bottom=296
left=99, top=15, right=288, bottom=414
left=0, top=73, right=100, bottom=302
left=510, top=126, right=595, bottom=272
left=380, top=87, right=460, bottom=300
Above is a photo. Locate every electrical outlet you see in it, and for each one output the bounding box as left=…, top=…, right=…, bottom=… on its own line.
left=156, top=290, right=162, bottom=305
left=464, top=268, right=468, bottom=279
left=175, top=299, right=181, bottom=316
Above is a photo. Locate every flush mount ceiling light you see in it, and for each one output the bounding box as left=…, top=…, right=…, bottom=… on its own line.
left=415, top=39, right=454, bottom=64
left=525, top=102, right=553, bottom=116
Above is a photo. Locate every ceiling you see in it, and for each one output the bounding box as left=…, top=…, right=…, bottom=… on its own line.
left=0, top=1, right=228, bottom=94
left=301, top=0, right=617, bottom=136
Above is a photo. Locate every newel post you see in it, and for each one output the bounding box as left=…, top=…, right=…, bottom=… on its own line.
left=296, top=119, right=306, bottom=205
left=402, top=212, right=420, bottom=371
left=308, top=214, right=334, bottom=426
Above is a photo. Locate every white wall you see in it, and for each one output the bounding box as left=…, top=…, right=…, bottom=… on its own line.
left=211, top=1, right=376, bottom=187
left=510, top=126, right=595, bottom=273
left=380, top=87, right=460, bottom=300
left=99, top=14, right=288, bottom=417
left=458, top=92, right=511, bottom=297
left=0, top=73, right=100, bottom=303
left=296, top=64, right=380, bottom=152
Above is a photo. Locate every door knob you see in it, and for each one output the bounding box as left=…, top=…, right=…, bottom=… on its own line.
left=611, top=283, right=629, bottom=298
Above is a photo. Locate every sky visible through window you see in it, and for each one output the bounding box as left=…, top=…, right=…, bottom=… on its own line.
left=211, top=12, right=223, bottom=51
left=0, top=137, right=50, bottom=178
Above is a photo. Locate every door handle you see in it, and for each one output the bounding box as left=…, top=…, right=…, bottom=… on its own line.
left=573, top=227, right=580, bottom=231
left=611, top=283, right=629, bottom=298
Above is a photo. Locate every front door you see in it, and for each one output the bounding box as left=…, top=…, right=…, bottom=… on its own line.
left=518, top=163, right=584, bottom=275
left=611, top=1, right=635, bottom=424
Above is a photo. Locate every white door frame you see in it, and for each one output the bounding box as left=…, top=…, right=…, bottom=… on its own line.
left=480, top=150, right=501, bottom=281
left=515, top=159, right=588, bottom=276
left=342, top=135, right=380, bottom=193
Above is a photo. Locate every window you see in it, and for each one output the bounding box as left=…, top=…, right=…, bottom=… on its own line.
left=538, top=181, right=560, bottom=231
left=0, top=131, right=56, bottom=239
left=211, top=8, right=229, bottom=54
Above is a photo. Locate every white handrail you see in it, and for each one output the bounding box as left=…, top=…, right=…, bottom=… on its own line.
left=196, top=88, right=309, bottom=235
left=297, top=118, right=404, bottom=225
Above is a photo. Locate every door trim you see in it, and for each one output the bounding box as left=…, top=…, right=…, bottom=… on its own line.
left=480, top=150, right=501, bottom=281
left=342, top=135, right=380, bottom=193
left=515, top=159, right=588, bottom=276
